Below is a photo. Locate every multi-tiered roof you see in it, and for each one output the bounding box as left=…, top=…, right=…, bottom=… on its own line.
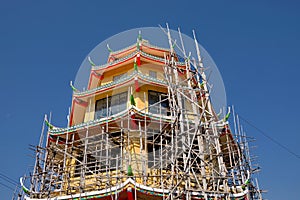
left=19, top=28, right=262, bottom=200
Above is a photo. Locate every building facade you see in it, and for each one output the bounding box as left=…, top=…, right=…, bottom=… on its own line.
left=19, top=28, right=262, bottom=200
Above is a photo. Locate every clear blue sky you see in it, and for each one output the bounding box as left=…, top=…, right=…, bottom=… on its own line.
left=0, top=1, right=299, bottom=199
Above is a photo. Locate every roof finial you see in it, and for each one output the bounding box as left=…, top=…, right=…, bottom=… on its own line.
left=70, top=81, right=79, bottom=92
left=138, top=30, right=142, bottom=41
left=137, top=31, right=142, bottom=50
left=107, top=44, right=113, bottom=53
left=88, top=56, right=96, bottom=66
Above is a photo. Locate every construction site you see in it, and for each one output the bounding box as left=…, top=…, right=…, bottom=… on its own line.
left=16, top=26, right=263, bottom=200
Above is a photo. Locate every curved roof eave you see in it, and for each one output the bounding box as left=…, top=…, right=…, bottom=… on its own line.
left=109, top=42, right=170, bottom=57
left=48, top=106, right=172, bottom=136
left=74, top=71, right=167, bottom=98
left=91, top=51, right=185, bottom=72
left=23, top=177, right=250, bottom=200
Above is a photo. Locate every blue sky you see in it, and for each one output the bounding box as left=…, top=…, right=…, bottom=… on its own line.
left=0, top=1, right=299, bottom=199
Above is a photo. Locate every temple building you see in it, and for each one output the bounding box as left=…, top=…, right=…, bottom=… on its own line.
left=19, top=27, right=262, bottom=200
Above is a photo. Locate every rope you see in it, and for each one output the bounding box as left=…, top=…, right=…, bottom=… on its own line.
left=239, top=115, right=300, bottom=160
left=0, top=181, right=15, bottom=191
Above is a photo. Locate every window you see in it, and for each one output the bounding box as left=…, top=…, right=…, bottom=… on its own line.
left=95, top=92, right=127, bottom=119
left=113, top=73, right=127, bottom=82
left=110, top=92, right=127, bottom=115
left=95, top=98, right=109, bottom=119
left=149, top=70, right=157, bottom=79
left=148, top=90, right=170, bottom=115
